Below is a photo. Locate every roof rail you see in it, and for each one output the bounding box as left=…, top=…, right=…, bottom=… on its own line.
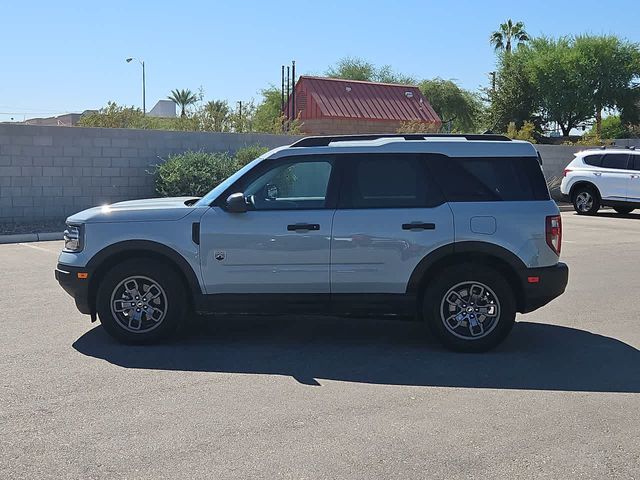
left=290, top=133, right=512, bottom=148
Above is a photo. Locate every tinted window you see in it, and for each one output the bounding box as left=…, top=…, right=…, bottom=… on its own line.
left=339, top=154, right=442, bottom=208
left=244, top=159, right=333, bottom=210
left=601, top=154, right=630, bottom=170
left=583, top=154, right=602, bottom=167
left=633, top=155, right=640, bottom=171
left=429, top=156, right=549, bottom=202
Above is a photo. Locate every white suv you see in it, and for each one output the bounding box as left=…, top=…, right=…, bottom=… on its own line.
left=56, top=134, right=568, bottom=352
left=560, top=148, right=640, bottom=215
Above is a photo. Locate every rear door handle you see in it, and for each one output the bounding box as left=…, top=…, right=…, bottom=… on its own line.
left=631, top=174, right=640, bottom=179
left=287, top=223, right=320, bottom=231
left=402, top=222, right=436, bottom=231
left=593, top=172, right=602, bottom=176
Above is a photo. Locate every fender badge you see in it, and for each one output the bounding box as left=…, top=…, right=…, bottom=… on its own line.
left=214, top=251, right=225, bottom=261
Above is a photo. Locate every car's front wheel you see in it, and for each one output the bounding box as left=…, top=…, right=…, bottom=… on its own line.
left=96, top=259, right=187, bottom=344
left=424, top=264, right=516, bottom=352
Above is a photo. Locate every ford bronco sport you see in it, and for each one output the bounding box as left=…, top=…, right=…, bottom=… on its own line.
left=56, top=134, right=568, bottom=352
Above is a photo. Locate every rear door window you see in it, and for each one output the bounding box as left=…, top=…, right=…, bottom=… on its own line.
left=601, top=153, right=630, bottom=170
left=632, top=155, right=640, bottom=171
left=428, top=155, right=549, bottom=202
left=338, top=153, right=443, bottom=208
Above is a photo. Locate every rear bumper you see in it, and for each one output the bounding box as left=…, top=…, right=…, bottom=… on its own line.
left=518, top=262, right=569, bottom=313
left=55, top=263, right=93, bottom=315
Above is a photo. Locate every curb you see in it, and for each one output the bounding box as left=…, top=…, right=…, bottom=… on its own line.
left=557, top=204, right=574, bottom=212
left=0, top=231, right=64, bottom=245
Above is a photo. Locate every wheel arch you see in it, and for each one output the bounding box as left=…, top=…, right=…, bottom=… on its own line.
left=86, top=240, right=201, bottom=313
left=569, top=180, right=601, bottom=201
left=407, top=242, right=528, bottom=314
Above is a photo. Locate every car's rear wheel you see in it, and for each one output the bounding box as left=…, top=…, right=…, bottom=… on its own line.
left=423, top=264, right=516, bottom=352
left=613, top=206, right=634, bottom=214
left=572, top=185, right=600, bottom=215
left=96, top=259, right=187, bottom=344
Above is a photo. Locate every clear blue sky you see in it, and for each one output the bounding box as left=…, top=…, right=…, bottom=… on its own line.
left=2, top=0, right=639, bottom=121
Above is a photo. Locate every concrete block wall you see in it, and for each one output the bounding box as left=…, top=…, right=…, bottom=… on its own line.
left=0, top=124, right=300, bottom=223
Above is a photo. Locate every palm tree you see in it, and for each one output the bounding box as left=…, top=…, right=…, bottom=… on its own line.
left=167, top=88, right=198, bottom=117
left=490, top=19, right=530, bottom=53
left=204, top=100, right=231, bottom=131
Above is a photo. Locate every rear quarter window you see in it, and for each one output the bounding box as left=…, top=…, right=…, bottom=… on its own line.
left=428, top=155, right=550, bottom=202
left=583, top=154, right=602, bottom=167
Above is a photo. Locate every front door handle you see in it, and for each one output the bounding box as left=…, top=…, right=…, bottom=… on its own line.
left=593, top=172, right=602, bottom=176
left=631, top=174, right=640, bottom=179
left=287, top=223, right=320, bottom=231
left=402, top=222, right=436, bottom=231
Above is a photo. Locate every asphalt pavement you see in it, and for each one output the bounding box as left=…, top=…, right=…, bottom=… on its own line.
left=1, top=212, right=639, bottom=479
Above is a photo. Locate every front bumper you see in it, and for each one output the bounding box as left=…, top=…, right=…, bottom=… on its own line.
left=518, top=262, right=569, bottom=313
left=55, top=263, right=93, bottom=315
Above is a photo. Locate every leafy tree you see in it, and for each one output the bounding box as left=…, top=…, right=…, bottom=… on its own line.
left=167, top=88, right=199, bottom=117
left=490, top=19, right=530, bottom=53
left=587, top=115, right=631, bottom=139
left=326, top=57, right=415, bottom=84
left=487, top=50, right=539, bottom=133
left=230, top=100, right=256, bottom=133
left=376, top=65, right=416, bottom=85
left=418, top=78, right=484, bottom=132
left=326, top=57, right=377, bottom=81
left=526, top=37, right=593, bottom=136
left=253, top=87, right=285, bottom=133
left=573, top=35, right=640, bottom=136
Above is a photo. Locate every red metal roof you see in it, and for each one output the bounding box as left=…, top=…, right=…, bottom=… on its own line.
left=287, top=76, right=441, bottom=124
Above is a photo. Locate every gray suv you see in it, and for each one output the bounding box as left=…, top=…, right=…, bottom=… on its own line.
left=55, top=134, right=568, bottom=352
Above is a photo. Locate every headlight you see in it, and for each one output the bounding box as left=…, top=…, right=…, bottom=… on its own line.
left=63, top=224, right=84, bottom=252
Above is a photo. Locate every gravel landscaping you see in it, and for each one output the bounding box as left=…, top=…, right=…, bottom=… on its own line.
left=0, top=220, right=66, bottom=236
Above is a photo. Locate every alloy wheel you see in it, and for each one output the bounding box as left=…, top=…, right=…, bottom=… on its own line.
left=440, top=281, right=501, bottom=340
left=575, top=192, right=593, bottom=212
left=109, top=276, right=168, bottom=333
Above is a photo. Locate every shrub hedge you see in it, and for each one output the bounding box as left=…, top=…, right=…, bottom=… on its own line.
left=154, top=145, right=269, bottom=197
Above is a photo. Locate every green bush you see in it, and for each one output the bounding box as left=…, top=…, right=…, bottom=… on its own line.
left=506, top=121, right=537, bottom=143
left=234, top=144, right=269, bottom=166
left=155, top=150, right=239, bottom=197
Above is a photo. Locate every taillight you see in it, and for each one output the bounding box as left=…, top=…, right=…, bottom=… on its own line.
left=546, top=215, right=562, bottom=255
left=563, top=168, right=572, bottom=177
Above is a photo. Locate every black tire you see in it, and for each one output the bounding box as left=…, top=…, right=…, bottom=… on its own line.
left=423, top=264, right=516, bottom=353
left=96, top=259, right=187, bottom=344
left=613, top=206, right=634, bottom=214
left=571, top=185, right=600, bottom=215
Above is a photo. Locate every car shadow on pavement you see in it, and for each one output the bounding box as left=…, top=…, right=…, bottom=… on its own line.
left=73, top=316, right=640, bottom=393
left=594, top=212, right=640, bottom=220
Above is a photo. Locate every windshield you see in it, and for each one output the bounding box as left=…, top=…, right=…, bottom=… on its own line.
left=195, top=155, right=267, bottom=206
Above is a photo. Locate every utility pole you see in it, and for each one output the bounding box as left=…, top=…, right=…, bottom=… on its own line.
left=291, top=60, right=296, bottom=123
left=489, top=71, right=496, bottom=94
left=126, top=57, right=146, bottom=115
left=286, top=66, right=290, bottom=132
left=237, top=101, right=243, bottom=132
left=281, top=65, right=285, bottom=133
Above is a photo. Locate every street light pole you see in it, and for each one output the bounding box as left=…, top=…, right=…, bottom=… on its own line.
left=126, top=57, right=146, bottom=115
left=141, top=61, right=146, bottom=115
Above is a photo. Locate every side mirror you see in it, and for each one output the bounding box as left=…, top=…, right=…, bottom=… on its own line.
left=225, top=192, right=248, bottom=213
